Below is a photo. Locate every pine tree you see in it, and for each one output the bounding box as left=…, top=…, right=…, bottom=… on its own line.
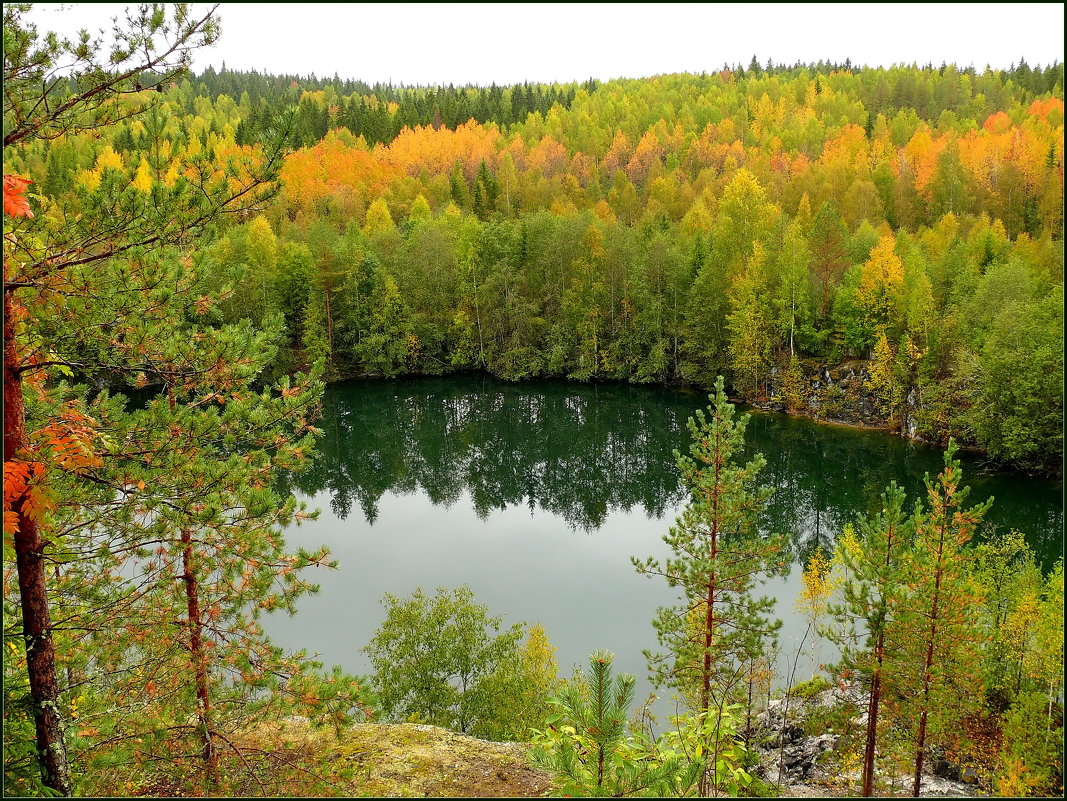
left=899, top=442, right=991, bottom=797
left=57, top=370, right=368, bottom=794
left=826, top=482, right=913, bottom=797
left=810, top=200, right=850, bottom=321
left=529, top=651, right=705, bottom=797
left=632, top=376, right=785, bottom=795
left=2, top=6, right=267, bottom=793
left=1, top=6, right=361, bottom=794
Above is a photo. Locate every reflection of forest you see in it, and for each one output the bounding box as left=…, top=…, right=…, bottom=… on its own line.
left=294, top=376, right=689, bottom=530
left=292, top=376, right=1063, bottom=565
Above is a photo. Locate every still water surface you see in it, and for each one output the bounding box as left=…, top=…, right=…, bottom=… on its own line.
left=266, top=376, right=1063, bottom=714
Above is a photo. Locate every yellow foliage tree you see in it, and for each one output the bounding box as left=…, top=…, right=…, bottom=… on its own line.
left=363, top=197, right=395, bottom=236
left=407, top=193, right=432, bottom=223
left=679, top=197, right=713, bottom=237
left=726, top=243, right=772, bottom=399
left=866, top=331, right=902, bottom=422
left=857, top=235, right=904, bottom=334
left=94, top=144, right=124, bottom=173
left=131, top=157, right=153, bottom=193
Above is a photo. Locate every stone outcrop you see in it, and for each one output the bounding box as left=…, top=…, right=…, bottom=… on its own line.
left=749, top=684, right=988, bottom=798
left=259, top=710, right=990, bottom=798
left=754, top=358, right=916, bottom=434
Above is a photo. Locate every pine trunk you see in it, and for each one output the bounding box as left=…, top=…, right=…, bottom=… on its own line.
left=862, top=631, right=885, bottom=797
left=864, top=514, right=897, bottom=797
left=701, top=557, right=716, bottom=714
left=182, top=528, right=219, bottom=788
left=698, top=443, right=722, bottom=798
left=913, top=521, right=946, bottom=797
left=4, top=289, right=72, bottom=796
left=324, top=276, right=334, bottom=371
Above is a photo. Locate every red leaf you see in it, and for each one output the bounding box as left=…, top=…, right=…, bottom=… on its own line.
left=3, top=175, right=33, bottom=218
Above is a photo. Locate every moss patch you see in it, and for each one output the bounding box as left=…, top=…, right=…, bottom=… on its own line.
left=272, top=720, right=554, bottom=797
left=788, top=675, right=834, bottom=700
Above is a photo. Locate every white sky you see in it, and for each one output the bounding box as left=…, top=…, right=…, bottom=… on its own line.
left=27, top=3, right=1066, bottom=87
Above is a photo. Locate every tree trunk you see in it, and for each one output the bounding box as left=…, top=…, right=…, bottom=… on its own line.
left=701, top=562, right=717, bottom=715
left=4, top=290, right=72, bottom=797
left=182, top=528, right=219, bottom=789
left=324, top=276, right=334, bottom=372
left=913, top=525, right=946, bottom=797
left=912, top=645, right=934, bottom=793
left=472, top=268, right=485, bottom=369
left=863, top=630, right=885, bottom=797
left=864, top=513, right=898, bottom=798
left=698, top=442, right=722, bottom=798
left=789, top=293, right=795, bottom=358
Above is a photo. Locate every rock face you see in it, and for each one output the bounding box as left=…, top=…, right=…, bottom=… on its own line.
left=749, top=685, right=988, bottom=798
left=334, top=723, right=553, bottom=797
left=753, top=358, right=921, bottom=437
left=265, top=713, right=989, bottom=798
left=751, top=690, right=850, bottom=788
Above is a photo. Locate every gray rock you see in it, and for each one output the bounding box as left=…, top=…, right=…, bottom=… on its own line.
left=933, top=758, right=961, bottom=781
left=916, top=774, right=982, bottom=797
left=813, top=733, right=838, bottom=751
left=783, top=723, right=805, bottom=744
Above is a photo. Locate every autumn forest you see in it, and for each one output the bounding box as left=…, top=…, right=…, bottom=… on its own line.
left=2, top=3, right=1063, bottom=799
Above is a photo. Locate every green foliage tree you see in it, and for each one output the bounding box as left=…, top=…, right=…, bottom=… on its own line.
left=49, top=367, right=370, bottom=795
left=774, top=220, right=813, bottom=357
left=364, top=585, right=553, bottom=740
left=477, top=623, right=561, bottom=741
left=995, top=690, right=1064, bottom=797
left=810, top=200, right=850, bottom=322
left=726, top=243, right=773, bottom=399
left=181, top=63, right=1067, bottom=471
left=972, top=288, right=1063, bottom=468
left=898, top=442, right=991, bottom=796
left=971, top=530, right=1046, bottom=705
left=2, top=5, right=291, bottom=794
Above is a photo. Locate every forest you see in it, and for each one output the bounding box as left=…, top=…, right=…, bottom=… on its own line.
left=6, top=37, right=1064, bottom=470
left=2, top=3, right=1063, bottom=798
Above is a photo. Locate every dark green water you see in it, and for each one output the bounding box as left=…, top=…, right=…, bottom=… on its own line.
left=267, top=375, right=1063, bottom=710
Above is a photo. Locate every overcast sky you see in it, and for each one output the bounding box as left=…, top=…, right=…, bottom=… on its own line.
left=27, top=3, right=1066, bottom=87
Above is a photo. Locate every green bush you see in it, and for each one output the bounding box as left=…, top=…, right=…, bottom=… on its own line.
left=788, top=675, right=833, bottom=700
left=363, top=585, right=557, bottom=741
left=529, top=651, right=714, bottom=797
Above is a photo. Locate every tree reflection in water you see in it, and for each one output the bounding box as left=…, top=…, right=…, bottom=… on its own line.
left=288, top=375, right=1062, bottom=569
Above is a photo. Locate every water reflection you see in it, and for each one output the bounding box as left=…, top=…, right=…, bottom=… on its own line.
left=294, top=377, right=690, bottom=531
left=291, top=376, right=1062, bottom=566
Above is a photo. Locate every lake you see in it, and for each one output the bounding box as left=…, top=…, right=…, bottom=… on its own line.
left=265, top=375, right=1063, bottom=723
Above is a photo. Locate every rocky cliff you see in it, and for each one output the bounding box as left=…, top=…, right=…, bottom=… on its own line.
left=749, top=358, right=924, bottom=439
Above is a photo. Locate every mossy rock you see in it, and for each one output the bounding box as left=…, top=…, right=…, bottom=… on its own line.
left=789, top=675, right=833, bottom=700
left=308, top=721, right=553, bottom=797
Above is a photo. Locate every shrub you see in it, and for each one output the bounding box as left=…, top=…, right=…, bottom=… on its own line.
left=789, top=675, right=833, bottom=700
left=363, top=585, right=557, bottom=741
